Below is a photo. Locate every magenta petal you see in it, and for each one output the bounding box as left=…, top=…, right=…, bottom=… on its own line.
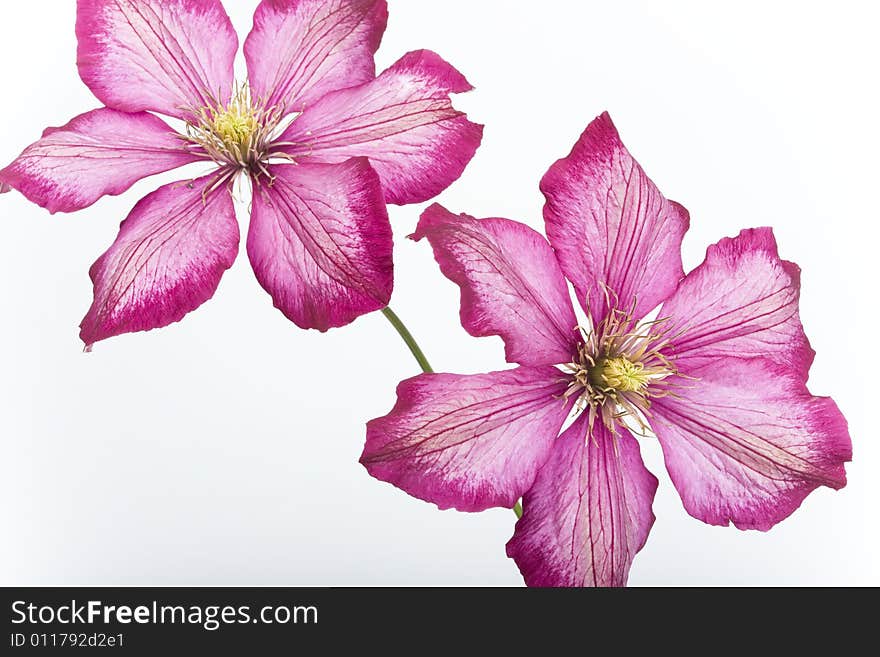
left=247, top=160, right=393, bottom=331
left=507, top=417, right=657, bottom=587
left=361, top=367, right=572, bottom=512
left=413, top=205, right=580, bottom=367
left=653, top=357, right=852, bottom=531
left=76, top=0, right=238, bottom=119
left=0, top=108, right=198, bottom=214
left=80, top=175, right=239, bottom=347
left=245, top=0, right=388, bottom=114
left=542, top=112, right=689, bottom=322
left=0, top=182, right=10, bottom=194
left=660, top=227, right=814, bottom=381
left=281, top=50, right=483, bottom=205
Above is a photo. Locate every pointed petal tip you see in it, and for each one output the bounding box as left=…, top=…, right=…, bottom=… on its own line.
left=596, top=109, right=615, bottom=124
left=79, top=327, right=97, bottom=352
left=420, top=202, right=453, bottom=218
left=668, top=200, right=692, bottom=229
left=539, top=113, right=620, bottom=200
left=394, top=49, right=477, bottom=94
left=413, top=204, right=479, bottom=240
left=412, top=203, right=457, bottom=241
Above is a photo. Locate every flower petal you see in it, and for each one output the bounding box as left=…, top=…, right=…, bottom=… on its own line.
left=247, top=160, right=393, bottom=331
left=281, top=50, right=483, bottom=205
left=80, top=175, right=239, bottom=347
left=541, top=112, right=689, bottom=322
left=0, top=108, right=198, bottom=214
left=245, top=0, right=387, bottom=114
left=76, top=0, right=238, bottom=119
left=361, top=367, right=571, bottom=512
left=413, top=205, right=580, bottom=367
left=660, top=227, right=813, bottom=381
left=507, top=416, right=657, bottom=587
left=652, top=357, right=852, bottom=531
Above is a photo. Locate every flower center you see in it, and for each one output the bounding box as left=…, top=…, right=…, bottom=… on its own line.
left=589, top=356, right=651, bottom=393
left=183, top=83, right=291, bottom=179
left=212, top=104, right=260, bottom=152
left=561, top=305, right=679, bottom=436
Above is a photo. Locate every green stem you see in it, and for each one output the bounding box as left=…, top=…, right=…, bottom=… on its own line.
left=381, top=307, right=434, bottom=374
left=381, top=306, right=521, bottom=520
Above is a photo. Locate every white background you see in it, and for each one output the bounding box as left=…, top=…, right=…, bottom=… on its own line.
left=0, top=0, right=877, bottom=586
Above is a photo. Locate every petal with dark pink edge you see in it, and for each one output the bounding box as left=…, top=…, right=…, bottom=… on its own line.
left=247, top=160, right=392, bottom=331
left=80, top=175, right=239, bottom=348
left=542, top=112, right=689, bottom=323
left=413, top=205, right=579, bottom=367
left=652, top=357, right=851, bottom=531
left=245, top=0, right=387, bottom=114
left=0, top=182, right=11, bottom=194
left=660, top=227, right=813, bottom=381
left=0, top=108, right=199, bottom=214
left=361, top=368, right=572, bottom=512
left=507, top=416, right=657, bottom=587
left=281, top=50, right=482, bottom=205
left=76, top=0, right=238, bottom=119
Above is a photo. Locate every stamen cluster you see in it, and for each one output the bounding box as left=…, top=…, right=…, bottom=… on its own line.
left=562, top=299, right=679, bottom=436
left=183, top=83, right=292, bottom=182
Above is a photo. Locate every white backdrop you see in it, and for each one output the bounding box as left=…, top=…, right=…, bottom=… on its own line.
left=1, top=0, right=876, bottom=586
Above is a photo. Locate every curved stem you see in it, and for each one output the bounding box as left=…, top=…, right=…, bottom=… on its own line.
left=381, top=306, right=521, bottom=519
left=381, top=307, right=434, bottom=374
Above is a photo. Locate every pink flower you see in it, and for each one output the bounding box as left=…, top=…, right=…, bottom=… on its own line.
left=0, top=0, right=482, bottom=347
left=360, top=112, right=852, bottom=587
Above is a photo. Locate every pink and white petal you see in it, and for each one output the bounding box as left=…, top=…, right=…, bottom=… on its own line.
left=361, top=367, right=572, bottom=512
left=245, top=0, right=387, bottom=114
left=281, top=50, right=482, bottom=205
left=247, top=159, right=392, bottom=331
left=80, top=174, right=239, bottom=347
left=660, top=227, right=813, bottom=381
left=413, top=205, right=580, bottom=367
left=507, top=417, right=657, bottom=587
left=652, top=357, right=852, bottom=531
left=0, top=108, right=199, bottom=214
left=76, top=0, right=238, bottom=119
left=542, top=112, right=689, bottom=323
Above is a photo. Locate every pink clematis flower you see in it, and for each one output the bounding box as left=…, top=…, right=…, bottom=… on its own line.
left=361, top=112, right=852, bottom=587
left=0, top=0, right=481, bottom=347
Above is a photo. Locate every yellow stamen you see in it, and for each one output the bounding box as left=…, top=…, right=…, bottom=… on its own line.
left=213, top=109, right=258, bottom=149
left=560, top=297, right=687, bottom=438
left=590, top=356, right=651, bottom=393
left=182, top=82, right=297, bottom=178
